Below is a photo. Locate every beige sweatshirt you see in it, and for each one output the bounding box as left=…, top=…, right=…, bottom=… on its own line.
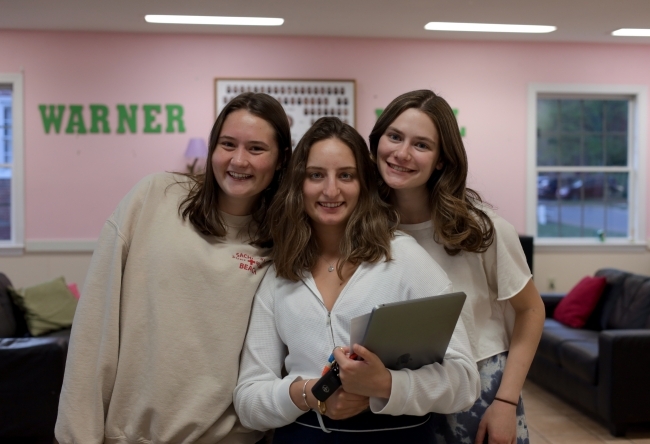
left=55, top=173, right=270, bottom=444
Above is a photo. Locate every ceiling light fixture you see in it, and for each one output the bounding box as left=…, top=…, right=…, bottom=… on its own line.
left=424, top=22, right=556, bottom=33
left=144, top=15, right=284, bottom=26
left=612, top=28, right=650, bottom=37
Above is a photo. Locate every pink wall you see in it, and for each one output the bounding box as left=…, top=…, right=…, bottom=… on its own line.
left=0, top=30, right=648, bottom=239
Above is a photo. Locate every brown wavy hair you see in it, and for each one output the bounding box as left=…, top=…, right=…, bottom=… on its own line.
left=178, top=92, right=291, bottom=246
left=369, top=89, right=494, bottom=255
left=269, top=117, right=398, bottom=281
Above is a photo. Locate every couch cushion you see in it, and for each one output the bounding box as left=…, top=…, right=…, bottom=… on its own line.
left=606, top=273, right=650, bottom=330
left=554, top=276, right=607, bottom=328
left=537, top=319, right=599, bottom=364
left=589, top=268, right=631, bottom=331
left=558, top=339, right=599, bottom=385
left=9, top=277, right=78, bottom=336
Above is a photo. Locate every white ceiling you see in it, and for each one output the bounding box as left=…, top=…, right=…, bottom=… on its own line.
left=2, top=0, right=650, bottom=45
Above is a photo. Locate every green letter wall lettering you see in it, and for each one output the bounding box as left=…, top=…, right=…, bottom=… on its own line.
left=165, top=105, right=186, bottom=133
left=116, top=104, right=138, bottom=134
left=65, top=105, right=88, bottom=134
left=39, top=105, right=66, bottom=134
left=143, top=104, right=162, bottom=133
left=89, top=104, right=110, bottom=134
left=452, top=108, right=466, bottom=138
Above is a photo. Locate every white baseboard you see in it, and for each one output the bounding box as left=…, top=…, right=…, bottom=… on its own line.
left=25, top=239, right=97, bottom=253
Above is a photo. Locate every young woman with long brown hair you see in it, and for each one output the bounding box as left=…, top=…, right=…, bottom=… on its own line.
left=56, top=92, right=292, bottom=444
left=369, top=89, right=545, bottom=444
left=234, top=117, right=480, bottom=443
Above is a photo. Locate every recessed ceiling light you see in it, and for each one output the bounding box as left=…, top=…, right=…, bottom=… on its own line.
left=144, top=15, right=284, bottom=26
left=424, top=22, right=556, bottom=34
left=612, top=28, right=650, bottom=37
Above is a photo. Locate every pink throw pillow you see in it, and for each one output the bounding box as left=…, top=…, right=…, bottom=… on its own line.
left=553, top=276, right=607, bottom=328
left=67, top=283, right=80, bottom=299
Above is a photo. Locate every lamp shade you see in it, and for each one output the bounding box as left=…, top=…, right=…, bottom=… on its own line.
left=184, top=138, right=208, bottom=158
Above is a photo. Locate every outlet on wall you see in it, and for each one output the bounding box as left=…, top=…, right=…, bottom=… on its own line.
left=548, top=277, right=556, bottom=291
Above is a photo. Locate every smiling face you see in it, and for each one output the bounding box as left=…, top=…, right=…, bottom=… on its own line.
left=302, top=138, right=360, bottom=231
left=376, top=108, right=444, bottom=194
left=212, top=109, right=280, bottom=215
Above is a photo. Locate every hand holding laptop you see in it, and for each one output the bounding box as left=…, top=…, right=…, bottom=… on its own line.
left=312, top=292, right=466, bottom=402
left=332, top=345, right=392, bottom=399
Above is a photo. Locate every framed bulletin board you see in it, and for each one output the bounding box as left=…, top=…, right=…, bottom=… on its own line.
left=215, top=79, right=356, bottom=149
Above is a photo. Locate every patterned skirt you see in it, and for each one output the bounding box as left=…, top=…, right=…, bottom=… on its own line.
left=431, top=352, right=529, bottom=443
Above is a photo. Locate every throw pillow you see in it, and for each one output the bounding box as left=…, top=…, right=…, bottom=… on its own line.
left=67, top=283, right=80, bottom=299
left=8, top=276, right=78, bottom=336
left=554, top=276, right=607, bottom=328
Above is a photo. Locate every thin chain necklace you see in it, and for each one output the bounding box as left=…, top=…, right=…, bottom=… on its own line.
left=321, top=256, right=336, bottom=272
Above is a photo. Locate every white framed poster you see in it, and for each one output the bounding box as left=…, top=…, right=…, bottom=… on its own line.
left=215, top=79, right=356, bottom=149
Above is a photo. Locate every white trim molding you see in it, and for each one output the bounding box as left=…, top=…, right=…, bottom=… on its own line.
left=25, top=239, right=97, bottom=253
left=0, top=72, right=25, bottom=251
left=527, top=83, right=648, bottom=247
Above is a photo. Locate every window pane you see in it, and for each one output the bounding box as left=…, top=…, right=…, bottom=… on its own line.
left=606, top=172, right=628, bottom=201
left=605, top=173, right=628, bottom=238
left=537, top=172, right=559, bottom=237
left=559, top=100, right=581, bottom=132
left=537, top=200, right=559, bottom=237
left=605, top=134, right=627, bottom=166
left=0, top=91, right=11, bottom=166
left=604, top=100, right=628, bottom=132
left=583, top=100, right=603, bottom=132
left=0, top=168, right=11, bottom=240
left=3, top=140, right=11, bottom=164
left=537, top=172, right=559, bottom=200
left=537, top=136, right=558, bottom=166
left=581, top=172, right=606, bottom=202
left=537, top=99, right=558, bottom=133
left=581, top=199, right=605, bottom=237
left=584, top=135, right=603, bottom=166
left=557, top=201, right=588, bottom=236
left=558, top=135, right=581, bottom=166
left=606, top=206, right=628, bottom=238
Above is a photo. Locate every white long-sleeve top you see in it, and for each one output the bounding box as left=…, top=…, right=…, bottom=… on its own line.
left=234, top=234, right=480, bottom=432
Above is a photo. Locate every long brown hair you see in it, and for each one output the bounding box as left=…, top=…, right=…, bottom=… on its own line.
left=269, top=117, right=398, bottom=281
left=369, top=89, right=494, bottom=255
left=178, top=92, right=291, bottom=245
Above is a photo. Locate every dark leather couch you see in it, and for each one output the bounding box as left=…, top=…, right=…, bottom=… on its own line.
left=528, top=268, right=650, bottom=436
left=0, top=273, right=71, bottom=443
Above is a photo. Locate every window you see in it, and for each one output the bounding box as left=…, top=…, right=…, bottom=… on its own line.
left=527, top=85, right=647, bottom=248
left=0, top=73, right=24, bottom=251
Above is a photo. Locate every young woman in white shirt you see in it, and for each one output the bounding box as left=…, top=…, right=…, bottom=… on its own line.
left=369, top=90, right=545, bottom=444
left=234, top=117, right=480, bottom=443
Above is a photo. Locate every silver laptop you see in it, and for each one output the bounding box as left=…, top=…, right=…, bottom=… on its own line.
left=349, top=292, right=466, bottom=370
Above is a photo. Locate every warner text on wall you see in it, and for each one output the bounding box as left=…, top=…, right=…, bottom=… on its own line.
left=38, top=104, right=186, bottom=134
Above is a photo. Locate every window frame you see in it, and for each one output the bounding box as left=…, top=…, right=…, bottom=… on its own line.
left=527, top=84, right=647, bottom=252
left=0, top=73, right=24, bottom=254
